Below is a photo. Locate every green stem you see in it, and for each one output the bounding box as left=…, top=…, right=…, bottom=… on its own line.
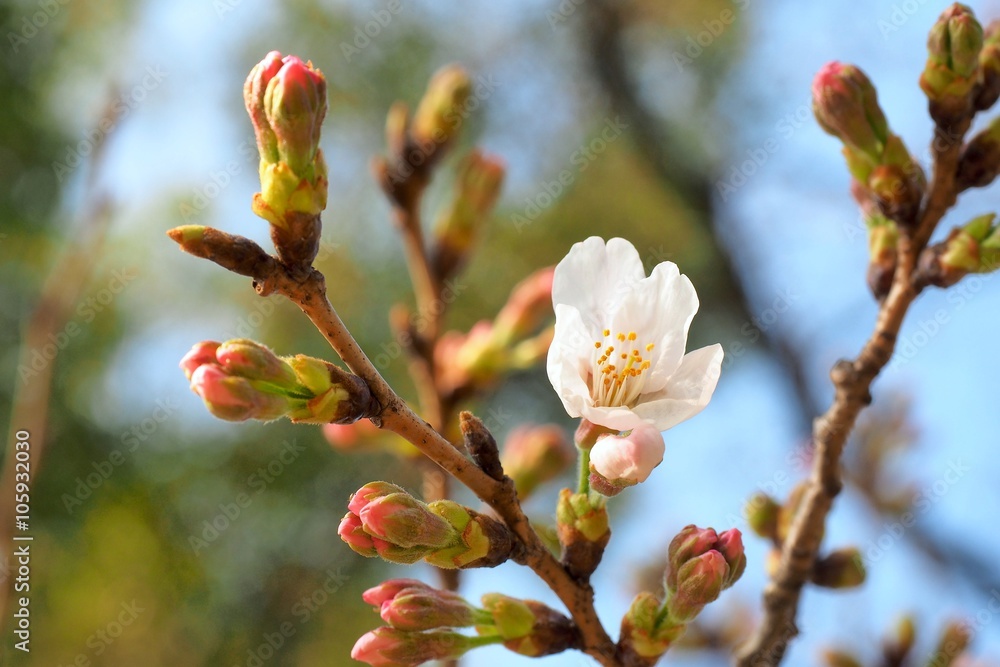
left=578, top=446, right=591, bottom=495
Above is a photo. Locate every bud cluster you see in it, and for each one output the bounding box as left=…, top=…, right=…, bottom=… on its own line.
left=813, top=61, right=925, bottom=227
left=920, top=3, right=985, bottom=126
left=917, top=213, right=1000, bottom=287
left=618, top=524, right=746, bottom=664
left=351, top=580, right=577, bottom=666
left=338, top=482, right=514, bottom=568
left=244, top=51, right=328, bottom=267
left=556, top=489, right=610, bottom=580
left=179, top=339, right=374, bottom=424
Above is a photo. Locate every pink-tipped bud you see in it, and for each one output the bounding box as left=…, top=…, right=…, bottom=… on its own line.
left=180, top=341, right=221, bottom=380
left=244, top=51, right=284, bottom=164
left=588, top=423, right=665, bottom=497
left=364, top=580, right=479, bottom=631
left=812, top=62, right=889, bottom=161
left=715, top=529, right=747, bottom=588
left=216, top=338, right=297, bottom=384
left=501, top=424, right=574, bottom=498
left=359, top=493, right=455, bottom=550
left=351, top=627, right=482, bottom=667
left=188, top=365, right=290, bottom=422
left=666, top=550, right=728, bottom=623
left=665, top=525, right=719, bottom=591
left=492, top=267, right=555, bottom=344
left=339, top=512, right=378, bottom=557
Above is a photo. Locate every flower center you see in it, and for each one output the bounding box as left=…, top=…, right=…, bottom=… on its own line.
left=591, top=329, right=654, bottom=408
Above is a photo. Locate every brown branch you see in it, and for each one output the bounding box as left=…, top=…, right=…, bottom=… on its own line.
left=735, top=118, right=971, bottom=666
left=250, top=264, right=620, bottom=665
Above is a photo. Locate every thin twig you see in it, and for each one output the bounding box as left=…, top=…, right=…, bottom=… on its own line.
left=256, top=265, right=620, bottom=665
left=735, top=119, right=970, bottom=666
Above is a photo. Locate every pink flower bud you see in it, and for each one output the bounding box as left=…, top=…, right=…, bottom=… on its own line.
left=362, top=579, right=434, bottom=608
left=188, top=365, right=289, bottom=422
left=339, top=512, right=377, bottom=557
left=374, top=583, right=477, bottom=631
left=666, top=550, right=728, bottom=623
left=351, top=627, right=481, bottom=667
left=665, top=525, right=719, bottom=591
left=261, top=55, right=327, bottom=177
left=179, top=340, right=221, bottom=380
left=358, top=493, right=455, bottom=549
left=812, top=62, right=889, bottom=161
left=588, top=423, right=665, bottom=496
left=349, top=481, right=408, bottom=515
left=216, top=339, right=297, bottom=384
left=244, top=51, right=284, bottom=164
left=715, top=528, right=747, bottom=588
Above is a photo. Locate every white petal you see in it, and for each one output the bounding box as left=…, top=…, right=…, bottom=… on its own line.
left=607, top=261, right=699, bottom=392
left=579, top=403, right=647, bottom=431
left=590, top=423, right=665, bottom=483
left=632, top=344, right=724, bottom=430
left=546, top=304, right=595, bottom=419
left=552, top=237, right=646, bottom=325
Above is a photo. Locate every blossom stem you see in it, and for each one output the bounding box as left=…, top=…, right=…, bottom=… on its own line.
left=577, top=447, right=591, bottom=495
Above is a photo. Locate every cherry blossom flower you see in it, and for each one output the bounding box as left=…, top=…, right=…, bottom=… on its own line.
left=546, top=237, right=723, bottom=432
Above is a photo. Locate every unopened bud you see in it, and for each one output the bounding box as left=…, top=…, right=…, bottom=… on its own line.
left=588, top=423, right=665, bottom=497
left=664, top=525, right=745, bottom=622
left=745, top=493, right=781, bottom=540
left=667, top=551, right=728, bottom=623
left=812, top=62, right=889, bottom=161
left=619, top=591, right=685, bottom=661
left=868, top=164, right=921, bottom=224
left=478, top=595, right=576, bottom=657
left=812, top=548, right=866, bottom=589
left=867, top=215, right=899, bottom=300
left=918, top=213, right=998, bottom=287
left=423, top=500, right=515, bottom=569
left=957, top=116, right=1000, bottom=190
left=501, top=424, right=574, bottom=498
left=556, top=489, right=610, bottom=580
left=411, top=64, right=472, bottom=147
left=921, top=4, right=984, bottom=126
left=188, top=364, right=291, bottom=422
left=363, top=579, right=483, bottom=631
left=883, top=615, right=917, bottom=663
left=244, top=52, right=327, bottom=268
left=216, top=339, right=297, bottom=384
left=431, top=151, right=506, bottom=279
left=351, top=627, right=493, bottom=667
left=974, top=20, right=1000, bottom=110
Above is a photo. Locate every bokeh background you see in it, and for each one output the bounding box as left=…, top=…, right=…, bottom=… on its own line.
left=3, top=0, right=1000, bottom=665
